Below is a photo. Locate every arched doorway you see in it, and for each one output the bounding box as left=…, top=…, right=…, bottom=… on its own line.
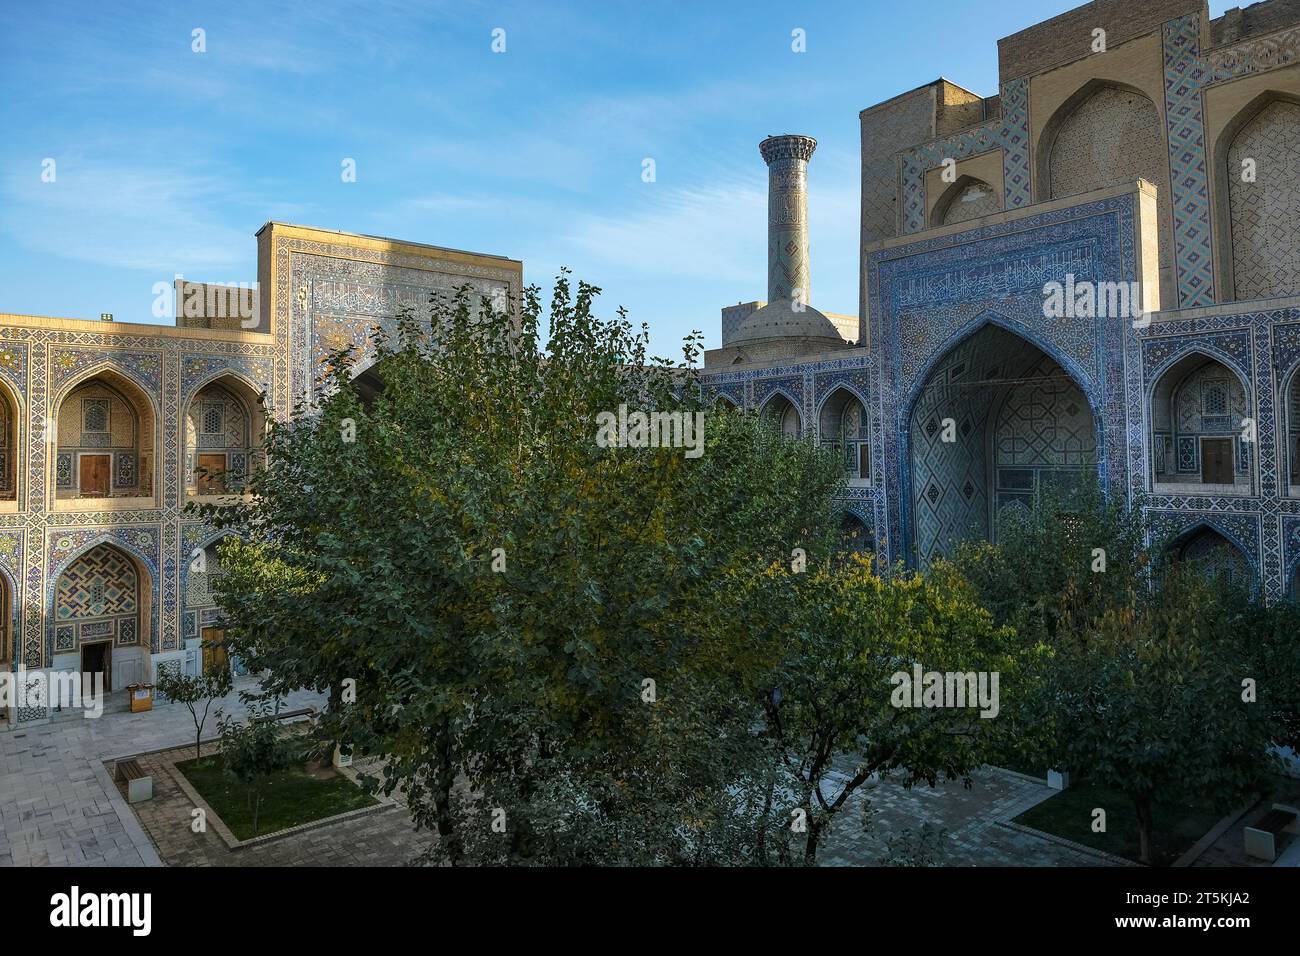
left=838, top=511, right=871, bottom=556
left=0, top=572, right=9, bottom=723
left=53, top=543, right=149, bottom=692
left=186, top=538, right=231, bottom=673
left=907, top=324, right=1097, bottom=564
left=1149, top=353, right=1252, bottom=494
left=353, top=365, right=386, bottom=405
left=1168, top=526, right=1252, bottom=588
left=1287, top=368, right=1300, bottom=496
left=761, top=393, right=801, bottom=439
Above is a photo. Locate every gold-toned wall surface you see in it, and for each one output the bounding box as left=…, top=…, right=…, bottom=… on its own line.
left=1, top=223, right=521, bottom=725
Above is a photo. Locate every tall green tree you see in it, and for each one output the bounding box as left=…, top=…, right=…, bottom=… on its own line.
left=955, top=484, right=1288, bottom=864
left=195, top=275, right=845, bottom=864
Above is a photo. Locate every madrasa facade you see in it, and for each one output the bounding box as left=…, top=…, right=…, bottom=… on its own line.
left=701, top=0, right=1300, bottom=602
left=0, top=225, right=520, bottom=726
left=4, top=0, right=1300, bottom=727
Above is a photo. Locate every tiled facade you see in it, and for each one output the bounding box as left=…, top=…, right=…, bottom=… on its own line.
left=1, top=223, right=521, bottom=727
left=703, top=0, right=1300, bottom=602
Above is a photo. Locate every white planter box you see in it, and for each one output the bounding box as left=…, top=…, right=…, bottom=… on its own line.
left=1047, top=769, right=1070, bottom=791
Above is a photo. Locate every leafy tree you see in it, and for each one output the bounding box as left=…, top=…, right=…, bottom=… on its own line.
left=155, top=664, right=233, bottom=760
left=195, top=274, right=845, bottom=865
left=955, top=483, right=1287, bottom=864
left=745, top=555, right=1026, bottom=864
left=216, top=703, right=295, bottom=838
left=1048, top=562, right=1282, bottom=864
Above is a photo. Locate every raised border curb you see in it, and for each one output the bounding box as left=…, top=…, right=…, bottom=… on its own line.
left=995, top=819, right=1139, bottom=866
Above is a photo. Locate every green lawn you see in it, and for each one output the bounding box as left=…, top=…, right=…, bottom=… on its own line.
left=1013, top=783, right=1222, bottom=866
left=176, top=754, right=378, bottom=840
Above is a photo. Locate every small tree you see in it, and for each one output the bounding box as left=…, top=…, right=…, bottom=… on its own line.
left=216, top=705, right=293, bottom=838
left=955, top=482, right=1286, bottom=865
left=746, top=555, right=1028, bottom=864
left=155, top=665, right=233, bottom=760
left=1049, top=562, right=1282, bottom=865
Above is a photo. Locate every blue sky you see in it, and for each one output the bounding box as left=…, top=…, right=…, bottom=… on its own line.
left=0, top=0, right=1235, bottom=358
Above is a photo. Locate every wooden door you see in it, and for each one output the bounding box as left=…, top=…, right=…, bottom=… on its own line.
left=81, top=641, right=111, bottom=693
left=1202, top=438, right=1235, bottom=485
left=80, top=455, right=110, bottom=496
left=196, top=454, right=227, bottom=493
left=201, top=626, right=228, bottom=673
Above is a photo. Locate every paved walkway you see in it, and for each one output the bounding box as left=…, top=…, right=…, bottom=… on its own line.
left=0, top=679, right=323, bottom=866
left=117, top=746, right=435, bottom=866
left=2, top=682, right=1110, bottom=867
left=818, top=765, right=1115, bottom=866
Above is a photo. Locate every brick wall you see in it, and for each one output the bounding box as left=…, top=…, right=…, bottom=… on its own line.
left=860, top=85, right=940, bottom=245
left=1211, top=0, right=1300, bottom=46
left=997, top=0, right=1205, bottom=83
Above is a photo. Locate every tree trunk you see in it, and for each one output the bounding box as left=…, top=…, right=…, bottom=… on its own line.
left=434, top=728, right=463, bottom=865
left=803, top=819, right=823, bottom=865
left=1133, top=794, right=1155, bottom=865
left=756, top=779, right=774, bottom=864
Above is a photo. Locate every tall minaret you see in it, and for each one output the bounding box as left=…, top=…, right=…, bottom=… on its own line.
left=759, top=134, right=817, bottom=305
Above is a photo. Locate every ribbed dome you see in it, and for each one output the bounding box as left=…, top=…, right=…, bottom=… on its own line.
left=730, top=298, right=844, bottom=345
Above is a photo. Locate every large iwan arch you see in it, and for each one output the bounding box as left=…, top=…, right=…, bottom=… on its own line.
left=1221, top=93, right=1300, bottom=301
left=1040, top=81, right=1172, bottom=300
left=51, top=542, right=151, bottom=691
left=905, top=323, right=1098, bottom=565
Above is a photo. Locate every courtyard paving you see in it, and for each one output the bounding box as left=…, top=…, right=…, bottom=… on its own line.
left=2, top=679, right=1116, bottom=867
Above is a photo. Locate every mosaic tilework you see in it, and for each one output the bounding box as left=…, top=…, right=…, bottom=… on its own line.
left=899, top=78, right=1031, bottom=235
left=1162, top=15, right=1217, bottom=309
left=49, top=348, right=163, bottom=395
left=940, top=180, right=1002, bottom=226
left=1147, top=509, right=1262, bottom=579
left=897, top=12, right=1300, bottom=309
left=45, top=528, right=159, bottom=660
left=869, top=193, right=1135, bottom=564
left=0, top=341, right=29, bottom=399
left=278, top=242, right=520, bottom=407
left=0, top=228, right=507, bottom=703
left=1227, top=101, right=1300, bottom=299
left=1205, top=23, right=1300, bottom=82
left=1284, top=515, right=1300, bottom=592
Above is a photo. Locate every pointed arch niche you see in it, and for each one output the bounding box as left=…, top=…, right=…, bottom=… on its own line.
left=185, top=374, right=266, bottom=499
left=52, top=369, right=157, bottom=510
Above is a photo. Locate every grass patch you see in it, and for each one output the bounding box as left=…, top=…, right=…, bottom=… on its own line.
left=1013, top=782, right=1222, bottom=866
left=176, top=754, right=377, bottom=840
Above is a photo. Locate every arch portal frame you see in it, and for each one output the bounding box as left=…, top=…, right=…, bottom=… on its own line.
left=867, top=190, right=1141, bottom=567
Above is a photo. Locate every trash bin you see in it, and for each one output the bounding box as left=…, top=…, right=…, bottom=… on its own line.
left=128, top=683, right=154, bottom=713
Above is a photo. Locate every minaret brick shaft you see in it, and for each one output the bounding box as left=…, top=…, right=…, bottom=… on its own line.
left=759, top=134, right=817, bottom=305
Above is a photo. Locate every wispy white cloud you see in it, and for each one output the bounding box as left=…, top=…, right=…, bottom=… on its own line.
left=0, top=158, right=272, bottom=276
